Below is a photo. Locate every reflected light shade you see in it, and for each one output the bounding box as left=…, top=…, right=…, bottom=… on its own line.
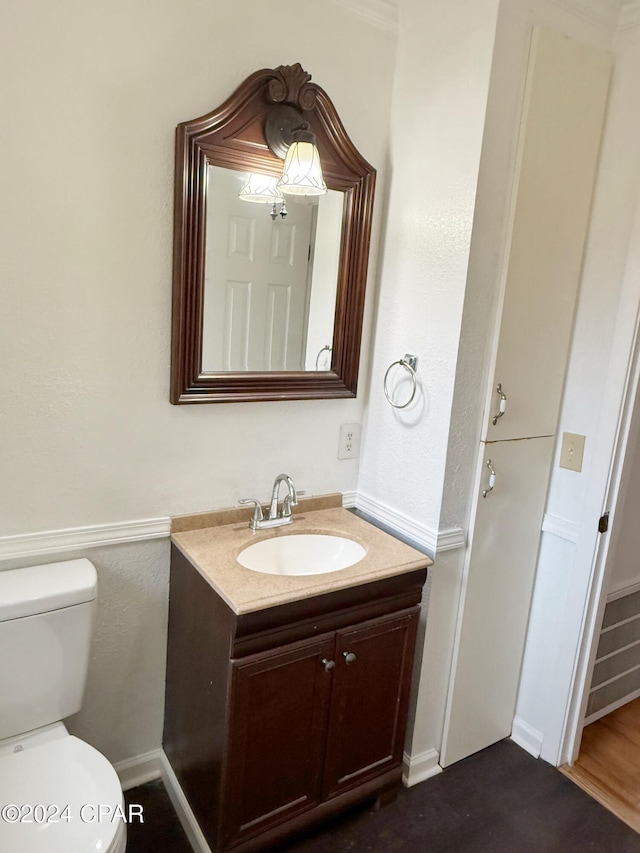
left=239, top=173, right=283, bottom=203
left=278, top=141, right=327, bottom=196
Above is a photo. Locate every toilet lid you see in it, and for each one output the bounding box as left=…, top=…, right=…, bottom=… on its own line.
left=0, top=735, right=123, bottom=853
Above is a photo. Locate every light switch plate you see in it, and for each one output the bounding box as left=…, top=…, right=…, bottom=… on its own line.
left=559, top=432, right=586, bottom=472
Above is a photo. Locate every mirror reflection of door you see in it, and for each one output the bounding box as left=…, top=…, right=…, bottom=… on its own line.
left=202, top=166, right=341, bottom=373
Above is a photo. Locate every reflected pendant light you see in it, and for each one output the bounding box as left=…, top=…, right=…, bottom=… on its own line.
left=239, top=173, right=288, bottom=219
left=239, top=173, right=283, bottom=203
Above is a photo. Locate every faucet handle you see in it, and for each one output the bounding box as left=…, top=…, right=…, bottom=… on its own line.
left=238, top=499, right=264, bottom=529
left=282, top=490, right=305, bottom=517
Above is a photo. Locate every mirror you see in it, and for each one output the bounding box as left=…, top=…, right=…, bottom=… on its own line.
left=171, top=63, right=376, bottom=403
left=202, top=166, right=342, bottom=372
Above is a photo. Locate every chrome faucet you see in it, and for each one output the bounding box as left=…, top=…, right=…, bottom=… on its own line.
left=239, top=473, right=303, bottom=530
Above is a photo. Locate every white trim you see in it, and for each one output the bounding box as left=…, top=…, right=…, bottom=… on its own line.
left=589, top=659, right=640, bottom=690
left=160, top=751, right=213, bottom=853
left=584, top=684, right=640, bottom=724
left=0, top=517, right=171, bottom=560
left=114, top=749, right=163, bottom=792
left=436, top=527, right=467, bottom=553
left=607, top=579, right=640, bottom=601
left=402, top=748, right=443, bottom=787
left=355, top=491, right=466, bottom=557
left=341, top=490, right=357, bottom=508
left=541, top=513, right=580, bottom=543
left=550, top=0, right=624, bottom=30
left=511, top=716, right=544, bottom=758
left=595, top=634, right=640, bottom=662
left=331, top=0, right=398, bottom=32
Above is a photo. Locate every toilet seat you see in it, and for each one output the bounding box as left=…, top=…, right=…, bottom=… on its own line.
left=0, top=730, right=126, bottom=853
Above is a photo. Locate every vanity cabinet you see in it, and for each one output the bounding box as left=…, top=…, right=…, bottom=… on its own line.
left=163, top=544, right=426, bottom=853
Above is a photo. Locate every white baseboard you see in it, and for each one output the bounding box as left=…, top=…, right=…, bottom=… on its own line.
left=511, top=716, right=543, bottom=758
left=114, top=749, right=163, bottom=792
left=402, top=748, right=443, bottom=786
left=355, top=491, right=465, bottom=557
left=160, top=751, right=212, bottom=853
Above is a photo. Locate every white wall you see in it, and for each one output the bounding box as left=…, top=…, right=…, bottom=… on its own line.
left=0, top=0, right=396, bottom=537
left=357, top=0, right=502, bottom=774
left=358, top=0, right=500, bottom=535
left=0, top=0, right=397, bottom=764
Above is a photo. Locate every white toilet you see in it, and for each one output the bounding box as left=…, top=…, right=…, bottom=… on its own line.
left=0, top=559, right=127, bottom=853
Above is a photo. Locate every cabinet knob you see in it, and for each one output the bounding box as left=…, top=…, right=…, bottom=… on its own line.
left=343, top=652, right=357, bottom=665
left=321, top=658, right=335, bottom=672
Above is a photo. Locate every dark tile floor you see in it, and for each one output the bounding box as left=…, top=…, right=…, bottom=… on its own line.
left=124, top=740, right=640, bottom=852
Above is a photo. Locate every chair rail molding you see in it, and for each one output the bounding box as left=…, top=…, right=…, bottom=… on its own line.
left=541, top=513, right=581, bottom=544
left=355, top=491, right=465, bottom=558
left=0, top=518, right=171, bottom=561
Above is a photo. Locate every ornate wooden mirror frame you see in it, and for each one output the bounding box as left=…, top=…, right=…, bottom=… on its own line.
left=170, top=63, right=376, bottom=403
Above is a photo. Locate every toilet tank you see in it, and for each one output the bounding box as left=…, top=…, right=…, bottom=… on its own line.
left=0, top=559, right=97, bottom=741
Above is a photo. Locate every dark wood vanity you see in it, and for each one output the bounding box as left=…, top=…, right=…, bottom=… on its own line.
left=163, top=542, right=427, bottom=852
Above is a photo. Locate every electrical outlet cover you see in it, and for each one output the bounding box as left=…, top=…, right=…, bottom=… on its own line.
left=338, top=423, right=361, bottom=460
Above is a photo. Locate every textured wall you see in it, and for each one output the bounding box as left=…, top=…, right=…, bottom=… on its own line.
left=356, top=0, right=501, bottom=761
left=358, top=0, right=500, bottom=534
left=1, top=541, right=169, bottom=765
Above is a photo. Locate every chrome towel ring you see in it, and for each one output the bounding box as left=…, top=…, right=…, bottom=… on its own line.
left=383, top=354, right=418, bottom=409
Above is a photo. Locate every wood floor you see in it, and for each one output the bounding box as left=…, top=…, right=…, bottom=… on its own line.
left=561, top=697, right=640, bottom=833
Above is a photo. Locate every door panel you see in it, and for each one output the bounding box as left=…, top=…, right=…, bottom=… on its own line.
left=484, top=27, right=610, bottom=442
left=441, top=437, right=555, bottom=765
left=222, top=633, right=334, bottom=846
left=322, top=609, right=419, bottom=798
left=203, top=167, right=313, bottom=372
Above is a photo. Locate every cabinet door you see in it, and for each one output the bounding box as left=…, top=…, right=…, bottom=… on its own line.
left=322, top=608, right=419, bottom=799
left=441, top=437, right=554, bottom=766
left=484, top=26, right=610, bottom=441
left=221, top=633, right=334, bottom=848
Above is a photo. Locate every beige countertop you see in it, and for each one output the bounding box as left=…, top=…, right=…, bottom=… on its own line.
left=170, top=501, right=432, bottom=615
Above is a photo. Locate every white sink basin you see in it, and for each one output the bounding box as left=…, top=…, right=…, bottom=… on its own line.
left=237, top=533, right=366, bottom=576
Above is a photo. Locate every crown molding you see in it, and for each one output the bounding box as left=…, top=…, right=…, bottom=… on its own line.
left=549, top=0, right=623, bottom=31
left=619, top=0, right=640, bottom=29
left=331, top=0, right=398, bottom=33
